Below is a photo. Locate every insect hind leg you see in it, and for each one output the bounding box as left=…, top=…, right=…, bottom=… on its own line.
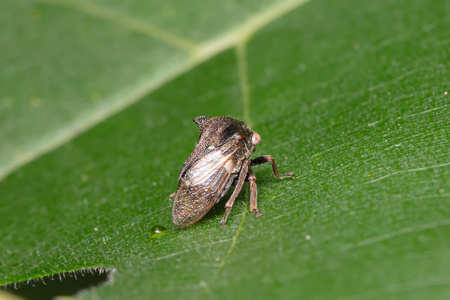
left=220, top=160, right=249, bottom=226
left=250, top=155, right=295, bottom=179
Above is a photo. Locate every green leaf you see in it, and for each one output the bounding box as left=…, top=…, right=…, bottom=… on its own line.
left=1, top=0, right=449, bottom=299
left=0, top=0, right=307, bottom=180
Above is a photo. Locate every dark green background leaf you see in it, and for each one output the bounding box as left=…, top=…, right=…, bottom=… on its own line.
left=1, top=0, right=449, bottom=299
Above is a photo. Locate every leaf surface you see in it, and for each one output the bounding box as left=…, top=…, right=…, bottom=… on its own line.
left=1, top=0, right=449, bottom=299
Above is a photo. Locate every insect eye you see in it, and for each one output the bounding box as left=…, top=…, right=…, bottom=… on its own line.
left=252, top=132, right=261, bottom=145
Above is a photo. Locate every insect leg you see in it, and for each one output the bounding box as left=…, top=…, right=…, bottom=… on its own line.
left=250, top=155, right=295, bottom=179
left=168, top=192, right=176, bottom=201
left=247, top=167, right=262, bottom=217
left=220, top=160, right=250, bottom=226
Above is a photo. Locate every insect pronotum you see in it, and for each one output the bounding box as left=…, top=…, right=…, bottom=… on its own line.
left=170, top=116, right=294, bottom=227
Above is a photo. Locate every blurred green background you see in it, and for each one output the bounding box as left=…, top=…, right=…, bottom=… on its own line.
left=1, top=0, right=449, bottom=299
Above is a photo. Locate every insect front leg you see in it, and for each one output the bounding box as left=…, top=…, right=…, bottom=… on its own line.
left=220, top=160, right=250, bottom=226
left=168, top=192, right=176, bottom=202
left=247, top=167, right=262, bottom=217
left=250, top=155, right=295, bottom=179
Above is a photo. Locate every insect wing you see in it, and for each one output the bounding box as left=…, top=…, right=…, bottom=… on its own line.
left=188, top=146, right=234, bottom=183
left=184, top=140, right=240, bottom=204
left=173, top=140, right=240, bottom=226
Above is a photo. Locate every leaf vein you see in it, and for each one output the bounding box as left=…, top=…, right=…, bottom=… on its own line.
left=366, top=162, right=450, bottom=184
left=236, top=42, right=252, bottom=126
left=355, top=219, right=450, bottom=248
left=0, top=0, right=313, bottom=181
left=203, top=196, right=249, bottom=296
left=36, top=0, right=199, bottom=52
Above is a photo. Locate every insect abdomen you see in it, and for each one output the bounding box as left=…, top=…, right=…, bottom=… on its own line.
left=172, top=181, right=217, bottom=226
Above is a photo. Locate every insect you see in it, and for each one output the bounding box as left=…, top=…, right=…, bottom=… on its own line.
left=170, top=116, right=294, bottom=227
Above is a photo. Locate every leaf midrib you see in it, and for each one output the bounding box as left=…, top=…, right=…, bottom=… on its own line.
left=0, top=0, right=312, bottom=181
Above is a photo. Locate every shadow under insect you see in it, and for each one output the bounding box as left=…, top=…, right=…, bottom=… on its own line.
left=199, top=185, right=250, bottom=225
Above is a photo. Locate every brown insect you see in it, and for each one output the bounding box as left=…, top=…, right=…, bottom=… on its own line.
left=170, top=116, right=294, bottom=227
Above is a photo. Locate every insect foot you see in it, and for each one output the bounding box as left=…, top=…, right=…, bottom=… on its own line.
left=171, top=116, right=294, bottom=227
